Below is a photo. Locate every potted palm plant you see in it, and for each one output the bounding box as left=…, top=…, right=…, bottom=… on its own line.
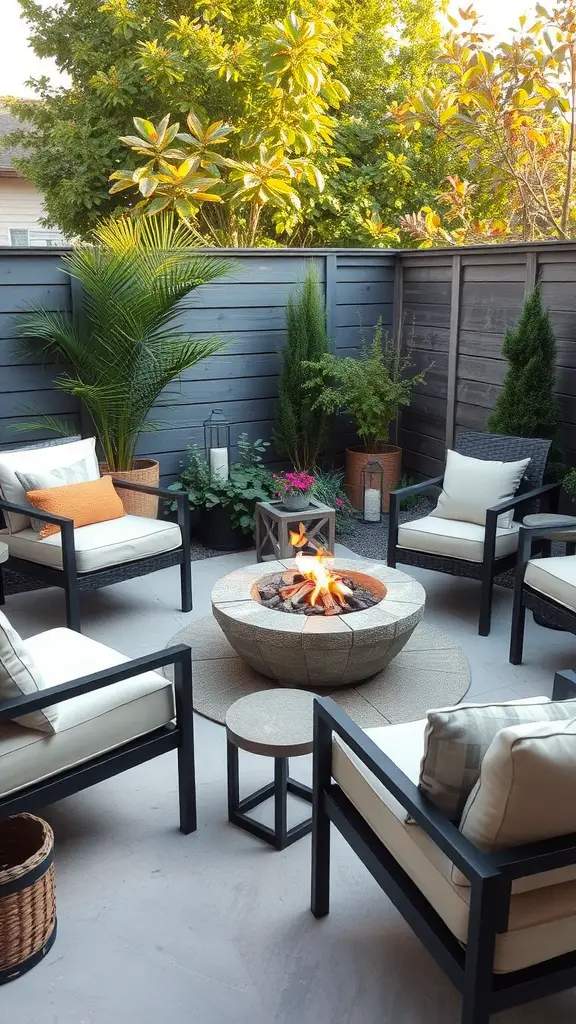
left=16, top=215, right=230, bottom=516
left=304, top=321, right=427, bottom=511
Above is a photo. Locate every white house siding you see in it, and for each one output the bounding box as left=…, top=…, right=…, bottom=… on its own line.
left=0, top=177, right=66, bottom=246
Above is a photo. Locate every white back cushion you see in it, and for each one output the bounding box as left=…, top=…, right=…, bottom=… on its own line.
left=0, top=611, right=57, bottom=733
left=430, top=449, right=530, bottom=527
left=452, top=717, right=576, bottom=886
left=0, top=438, right=99, bottom=532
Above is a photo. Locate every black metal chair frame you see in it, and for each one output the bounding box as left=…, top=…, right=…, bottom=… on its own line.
left=311, top=678, right=576, bottom=1024
left=0, top=479, right=192, bottom=632
left=510, top=521, right=576, bottom=664
left=387, top=432, right=557, bottom=636
left=0, top=643, right=196, bottom=835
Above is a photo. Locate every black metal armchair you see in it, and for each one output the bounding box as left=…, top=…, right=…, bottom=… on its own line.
left=387, top=431, right=557, bottom=636
left=0, top=478, right=192, bottom=632
left=311, top=678, right=576, bottom=1024
left=0, top=642, right=196, bottom=834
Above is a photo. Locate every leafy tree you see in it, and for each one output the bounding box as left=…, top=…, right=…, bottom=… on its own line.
left=487, top=286, right=562, bottom=473
left=7, top=0, right=444, bottom=244
left=392, top=2, right=576, bottom=246
left=273, top=266, right=330, bottom=471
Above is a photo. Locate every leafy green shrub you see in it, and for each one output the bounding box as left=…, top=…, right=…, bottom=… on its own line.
left=273, top=266, right=331, bottom=471
left=303, top=319, right=426, bottom=451
left=169, top=435, right=275, bottom=534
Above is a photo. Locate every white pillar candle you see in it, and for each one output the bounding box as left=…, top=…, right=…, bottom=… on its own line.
left=209, top=447, right=229, bottom=483
left=364, top=487, right=381, bottom=523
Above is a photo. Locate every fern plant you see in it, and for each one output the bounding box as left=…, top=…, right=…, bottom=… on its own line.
left=15, top=215, right=231, bottom=471
left=273, top=265, right=330, bottom=472
left=303, top=320, right=426, bottom=452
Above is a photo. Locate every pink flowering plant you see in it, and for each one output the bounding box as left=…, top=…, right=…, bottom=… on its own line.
left=274, top=471, right=315, bottom=497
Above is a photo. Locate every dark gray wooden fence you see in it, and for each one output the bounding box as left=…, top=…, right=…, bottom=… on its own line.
left=0, top=247, right=394, bottom=483
left=396, top=241, right=576, bottom=480
left=2, top=240, right=576, bottom=485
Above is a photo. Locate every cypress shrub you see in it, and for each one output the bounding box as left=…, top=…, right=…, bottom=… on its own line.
left=273, top=265, right=330, bottom=471
left=487, top=285, right=562, bottom=475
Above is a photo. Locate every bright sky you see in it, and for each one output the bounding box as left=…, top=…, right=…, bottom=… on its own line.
left=0, top=0, right=534, bottom=99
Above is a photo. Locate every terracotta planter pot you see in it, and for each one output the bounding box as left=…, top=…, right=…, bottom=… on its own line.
left=100, top=459, right=160, bottom=518
left=345, top=444, right=402, bottom=513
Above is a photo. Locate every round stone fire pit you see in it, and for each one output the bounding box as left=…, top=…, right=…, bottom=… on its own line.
left=211, top=558, right=425, bottom=688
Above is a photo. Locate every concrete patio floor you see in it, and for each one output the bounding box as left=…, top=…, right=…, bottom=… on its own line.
left=3, top=545, right=576, bottom=1024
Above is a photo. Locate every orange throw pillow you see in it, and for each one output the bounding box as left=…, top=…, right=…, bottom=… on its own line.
left=26, top=476, right=126, bottom=538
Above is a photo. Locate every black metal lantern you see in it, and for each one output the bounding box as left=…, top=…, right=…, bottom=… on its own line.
left=361, top=461, right=384, bottom=523
left=203, top=409, right=230, bottom=483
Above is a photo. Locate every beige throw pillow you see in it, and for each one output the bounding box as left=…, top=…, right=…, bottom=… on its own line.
left=0, top=611, right=58, bottom=733
left=452, top=717, right=576, bottom=887
left=430, top=450, right=530, bottom=527
left=419, top=696, right=576, bottom=820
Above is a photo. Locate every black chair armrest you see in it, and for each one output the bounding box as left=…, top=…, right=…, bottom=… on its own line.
left=111, top=478, right=186, bottom=501
left=391, top=475, right=444, bottom=501
left=0, top=497, right=78, bottom=575
left=0, top=644, right=191, bottom=723
left=0, top=496, right=74, bottom=529
left=315, top=697, right=499, bottom=885
left=492, top=831, right=576, bottom=879
left=388, top=475, right=444, bottom=553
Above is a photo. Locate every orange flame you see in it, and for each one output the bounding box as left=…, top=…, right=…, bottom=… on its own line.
left=285, top=526, right=351, bottom=613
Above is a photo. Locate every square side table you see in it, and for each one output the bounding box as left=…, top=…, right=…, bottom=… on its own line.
left=255, top=499, right=336, bottom=562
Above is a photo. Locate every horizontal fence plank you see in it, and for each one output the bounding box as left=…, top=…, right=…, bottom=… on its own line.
left=403, top=282, right=452, bottom=305
left=0, top=255, right=68, bottom=287
left=0, top=284, right=70, bottom=314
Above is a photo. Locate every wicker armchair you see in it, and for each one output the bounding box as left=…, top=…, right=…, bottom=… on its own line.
left=510, top=521, right=576, bottom=664
left=388, top=432, right=558, bottom=636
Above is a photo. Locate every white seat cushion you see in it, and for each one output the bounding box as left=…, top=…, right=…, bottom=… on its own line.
left=332, top=719, right=576, bottom=973
left=397, top=516, right=520, bottom=562
left=5, top=516, right=181, bottom=573
left=0, top=628, right=174, bottom=797
left=524, top=555, right=576, bottom=612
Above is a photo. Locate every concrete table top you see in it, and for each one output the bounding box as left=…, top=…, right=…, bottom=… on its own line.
left=225, top=687, right=316, bottom=757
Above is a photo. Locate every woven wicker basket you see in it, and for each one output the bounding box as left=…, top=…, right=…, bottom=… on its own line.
left=0, top=814, right=56, bottom=984
left=100, top=458, right=160, bottom=518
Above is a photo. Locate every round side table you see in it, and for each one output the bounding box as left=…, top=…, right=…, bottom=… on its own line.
left=225, top=688, right=316, bottom=851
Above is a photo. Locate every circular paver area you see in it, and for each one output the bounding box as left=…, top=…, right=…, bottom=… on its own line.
left=211, top=558, right=426, bottom=688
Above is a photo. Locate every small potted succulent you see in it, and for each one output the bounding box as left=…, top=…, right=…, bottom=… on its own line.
left=274, top=471, right=315, bottom=512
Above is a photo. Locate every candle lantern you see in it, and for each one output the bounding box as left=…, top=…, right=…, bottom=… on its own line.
left=204, top=409, right=230, bottom=484
left=361, top=461, right=384, bottom=523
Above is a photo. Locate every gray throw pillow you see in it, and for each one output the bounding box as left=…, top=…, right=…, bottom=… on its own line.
left=16, top=458, right=92, bottom=532
left=419, top=696, right=576, bottom=821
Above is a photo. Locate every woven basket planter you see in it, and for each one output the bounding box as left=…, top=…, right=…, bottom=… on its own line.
left=0, top=814, right=57, bottom=984
left=100, top=459, right=160, bottom=518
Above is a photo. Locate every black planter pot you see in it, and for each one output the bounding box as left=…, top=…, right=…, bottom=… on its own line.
left=197, top=506, right=253, bottom=551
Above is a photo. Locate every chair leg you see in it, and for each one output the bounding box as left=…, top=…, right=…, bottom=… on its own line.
left=64, top=578, right=81, bottom=632
left=311, top=709, right=332, bottom=918
left=175, top=651, right=197, bottom=835
left=509, top=587, right=526, bottom=665
left=0, top=568, right=5, bottom=606
left=478, top=572, right=493, bottom=637
left=460, top=882, right=498, bottom=1024
left=180, top=556, right=192, bottom=613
